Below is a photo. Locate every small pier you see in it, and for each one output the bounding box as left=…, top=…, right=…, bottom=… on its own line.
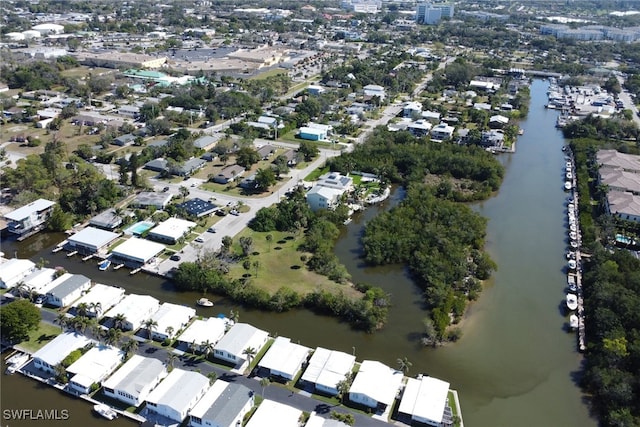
left=66, top=250, right=78, bottom=258
left=113, top=263, right=124, bottom=270
left=129, top=267, right=141, bottom=275
left=82, top=254, right=94, bottom=262
left=51, top=246, right=64, bottom=253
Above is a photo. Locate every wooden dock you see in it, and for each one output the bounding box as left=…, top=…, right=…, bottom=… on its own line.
left=66, top=250, right=78, bottom=258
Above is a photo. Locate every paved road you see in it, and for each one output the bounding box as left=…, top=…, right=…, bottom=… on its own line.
left=615, top=75, right=640, bottom=128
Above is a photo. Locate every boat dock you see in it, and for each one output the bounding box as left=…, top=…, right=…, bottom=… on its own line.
left=82, top=254, right=94, bottom=262
left=66, top=250, right=78, bottom=258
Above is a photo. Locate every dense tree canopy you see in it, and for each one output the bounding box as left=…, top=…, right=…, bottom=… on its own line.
left=0, top=300, right=41, bottom=343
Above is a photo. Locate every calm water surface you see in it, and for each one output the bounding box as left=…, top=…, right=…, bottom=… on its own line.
left=0, top=80, right=596, bottom=427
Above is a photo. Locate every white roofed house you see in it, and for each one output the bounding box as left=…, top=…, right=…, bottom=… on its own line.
left=103, top=294, right=160, bottom=331
left=256, top=336, right=311, bottom=382
left=430, top=123, right=455, bottom=141
left=348, top=360, right=404, bottom=411
left=213, top=323, right=269, bottom=368
left=20, top=267, right=55, bottom=296
left=144, top=302, right=196, bottom=341
left=32, top=332, right=93, bottom=375
left=0, top=258, right=36, bottom=289
left=363, top=84, right=386, bottom=101
left=245, top=399, right=302, bottom=427
left=188, top=380, right=254, bottom=427
left=4, top=198, right=55, bottom=237
left=306, top=172, right=354, bottom=212
left=45, top=274, right=91, bottom=307
left=177, top=317, right=227, bottom=352
left=67, top=227, right=119, bottom=255
left=403, top=101, right=423, bottom=118
left=407, top=120, right=432, bottom=137
left=89, top=208, right=123, bottom=230
left=398, top=376, right=451, bottom=426
left=66, top=344, right=124, bottom=395
left=144, top=369, right=210, bottom=424
left=148, top=218, right=197, bottom=245
left=71, top=283, right=125, bottom=318
left=102, top=355, right=167, bottom=407
left=489, top=114, right=509, bottom=129
left=110, top=238, right=165, bottom=267
left=300, top=347, right=356, bottom=396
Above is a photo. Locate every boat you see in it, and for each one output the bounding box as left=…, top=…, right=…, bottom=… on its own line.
left=568, top=259, right=577, bottom=270
left=518, top=128, right=524, bottom=135
left=569, top=224, right=577, bottom=232
left=564, top=181, right=572, bottom=191
left=197, top=297, right=214, bottom=307
left=566, top=293, right=578, bottom=311
left=570, top=240, right=579, bottom=249
left=5, top=352, right=29, bottom=374
left=98, top=260, right=111, bottom=271
left=93, top=404, right=118, bottom=420
left=569, top=231, right=577, bottom=241
left=569, top=314, right=579, bottom=330
left=566, top=172, right=573, bottom=180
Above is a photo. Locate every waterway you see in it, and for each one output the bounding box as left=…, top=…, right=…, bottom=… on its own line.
left=0, top=79, right=596, bottom=427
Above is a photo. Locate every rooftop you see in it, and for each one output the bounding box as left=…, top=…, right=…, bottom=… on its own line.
left=102, top=354, right=166, bottom=399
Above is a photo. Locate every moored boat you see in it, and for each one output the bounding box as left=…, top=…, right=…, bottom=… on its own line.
left=197, top=297, right=214, bottom=307
left=564, top=181, right=572, bottom=191
left=93, top=404, right=117, bottom=420
left=569, top=314, right=579, bottom=330
left=5, top=352, right=29, bottom=374
left=568, top=259, right=577, bottom=270
left=98, top=259, right=111, bottom=271
left=566, top=293, right=578, bottom=311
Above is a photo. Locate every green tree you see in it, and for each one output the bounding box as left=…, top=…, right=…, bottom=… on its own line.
left=397, top=356, right=413, bottom=375
left=143, top=318, right=158, bottom=340
left=47, top=204, right=73, bottom=231
left=0, top=300, right=41, bottom=343
left=255, top=167, right=276, bottom=191
left=242, top=346, right=257, bottom=368
left=236, top=147, right=260, bottom=168
left=298, top=140, right=319, bottom=162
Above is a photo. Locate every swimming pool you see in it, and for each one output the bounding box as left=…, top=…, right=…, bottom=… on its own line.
left=124, top=221, right=155, bottom=236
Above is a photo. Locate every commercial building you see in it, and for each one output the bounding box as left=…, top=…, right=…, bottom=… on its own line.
left=145, top=302, right=196, bottom=341
left=300, top=347, right=356, bottom=396
left=103, top=294, right=160, bottom=331
left=188, top=380, right=254, bottom=427
left=45, top=274, right=91, bottom=307
left=144, top=369, right=210, bottom=423
left=32, top=332, right=93, bottom=375
left=102, top=355, right=167, bottom=407
left=257, top=336, right=311, bottom=382
left=148, top=218, right=197, bottom=245
left=0, top=258, right=36, bottom=289
left=110, top=238, right=165, bottom=267
left=416, top=2, right=455, bottom=25
left=348, top=360, right=403, bottom=410
left=67, top=227, right=120, bottom=255
left=213, top=323, right=269, bottom=367
left=4, top=199, right=55, bottom=237
left=66, top=345, right=124, bottom=395
left=398, top=376, right=451, bottom=426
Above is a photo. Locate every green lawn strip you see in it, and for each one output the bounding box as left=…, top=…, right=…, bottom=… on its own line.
left=246, top=338, right=274, bottom=374
left=17, top=321, right=61, bottom=353
left=304, top=166, right=330, bottom=181
left=448, top=390, right=461, bottom=427
left=248, top=68, right=287, bottom=80
left=227, top=229, right=360, bottom=298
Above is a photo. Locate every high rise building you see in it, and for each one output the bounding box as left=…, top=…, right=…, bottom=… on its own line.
left=416, top=2, right=454, bottom=25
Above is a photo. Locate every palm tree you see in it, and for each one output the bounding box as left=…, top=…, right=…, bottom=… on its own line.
left=105, top=328, right=122, bottom=346
left=207, top=372, right=218, bottom=385
left=166, top=353, right=178, bottom=371
left=88, top=301, right=102, bottom=318
left=55, top=313, right=68, bottom=331
left=397, top=356, right=412, bottom=375
left=121, top=338, right=139, bottom=359
left=200, top=339, right=214, bottom=360
left=260, top=377, right=270, bottom=398
left=179, top=185, right=190, bottom=202
left=165, top=326, right=175, bottom=340
left=242, top=346, right=256, bottom=368
left=229, top=309, right=240, bottom=323
left=113, top=313, right=127, bottom=330
left=336, top=377, right=351, bottom=404
left=143, top=318, right=158, bottom=341
left=76, top=302, right=90, bottom=318
left=36, top=257, right=49, bottom=270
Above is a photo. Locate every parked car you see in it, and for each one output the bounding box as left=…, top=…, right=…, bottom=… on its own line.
left=195, top=237, right=204, bottom=243
left=163, top=186, right=170, bottom=192
left=230, top=209, right=239, bottom=216
left=207, top=227, right=216, bottom=233
left=170, top=254, right=181, bottom=261
left=216, top=210, right=227, bottom=216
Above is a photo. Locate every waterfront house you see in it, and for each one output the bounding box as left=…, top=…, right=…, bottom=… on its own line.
left=89, top=208, right=123, bottom=230
left=4, top=198, right=55, bottom=237
left=148, top=218, right=197, bottom=245
left=144, top=369, right=209, bottom=423
left=45, top=274, right=91, bottom=307
left=102, top=355, right=167, bottom=407
left=407, top=120, right=433, bottom=137
left=605, top=190, right=640, bottom=223
left=144, top=302, right=196, bottom=341
left=398, top=376, right=451, bottom=427
left=212, top=164, right=245, bottom=184
left=32, top=332, right=93, bottom=375
left=480, top=130, right=505, bottom=148
left=596, top=149, right=640, bottom=173
left=177, top=317, right=228, bottom=352
left=306, top=185, right=344, bottom=211
left=300, top=347, right=356, bottom=396
left=489, top=114, right=509, bottom=129
left=245, top=399, right=302, bottom=427
left=71, top=283, right=125, bottom=318
left=256, top=336, right=311, bottom=382
left=66, top=345, right=124, bottom=395
left=188, top=380, right=254, bottom=427
left=21, top=267, right=56, bottom=295
left=348, top=360, right=403, bottom=410
left=213, top=323, right=269, bottom=367
left=0, top=258, right=35, bottom=289
left=430, top=123, right=455, bottom=141
left=103, top=293, right=160, bottom=331
left=67, top=227, right=119, bottom=255
left=110, top=237, right=165, bottom=267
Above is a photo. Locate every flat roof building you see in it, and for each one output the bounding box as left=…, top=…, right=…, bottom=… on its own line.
left=349, top=360, right=404, bottom=410
left=245, top=399, right=302, bottom=427
left=148, top=218, right=196, bottom=244
left=398, top=376, right=450, bottom=426
left=189, top=380, right=254, bottom=427
left=0, top=258, right=36, bottom=289
left=102, top=355, right=167, bottom=407
left=46, top=274, right=91, bottom=307
left=177, top=198, right=218, bottom=218
left=144, top=369, right=209, bottom=423
left=103, top=294, right=160, bottom=331
left=71, top=283, right=125, bottom=318
left=66, top=345, right=124, bottom=395
left=177, top=317, right=228, bottom=352
left=145, top=302, right=196, bottom=341
left=110, top=238, right=165, bottom=267
left=67, top=227, right=120, bottom=255
left=89, top=208, right=123, bottom=230
left=300, top=347, right=356, bottom=396
left=257, top=336, right=311, bottom=381
left=133, top=192, right=173, bottom=209
left=213, top=323, right=269, bottom=368
left=32, top=332, right=93, bottom=375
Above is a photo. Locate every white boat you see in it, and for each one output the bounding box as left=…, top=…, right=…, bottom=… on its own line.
left=569, top=231, right=577, bottom=241
left=98, top=260, right=111, bottom=271
left=569, top=224, right=577, bottom=232
left=566, top=293, right=578, bottom=311
left=568, top=259, right=577, bottom=270
left=570, top=241, right=579, bottom=249
left=569, top=314, right=579, bottom=330
left=566, top=172, right=573, bottom=180
left=93, top=404, right=118, bottom=420
left=197, top=297, right=214, bottom=307
left=564, top=181, right=572, bottom=191
left=5, top=352, right=29, bottom=374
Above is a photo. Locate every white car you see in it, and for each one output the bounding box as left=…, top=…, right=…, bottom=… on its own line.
left=195, top=237, right=204, bottom=243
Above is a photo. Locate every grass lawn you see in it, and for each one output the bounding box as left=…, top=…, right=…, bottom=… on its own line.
left=18, top=322, right=61, bottom=353
left=227, top=229, right=361, bottom=298
left=304, top=165, right=330, bottom=181
left=249, top=68, right=288, bottom=80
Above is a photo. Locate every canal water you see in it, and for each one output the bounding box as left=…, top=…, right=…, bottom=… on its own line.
left=0, top=79, right=596, bottom=427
